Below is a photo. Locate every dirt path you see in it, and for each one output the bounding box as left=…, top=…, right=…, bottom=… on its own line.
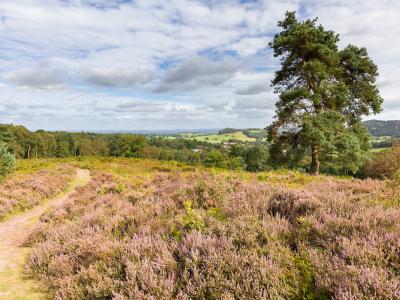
left=0, top=168, right=91, bottom=300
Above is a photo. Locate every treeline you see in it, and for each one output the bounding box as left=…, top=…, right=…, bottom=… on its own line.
left=0, top=124, right=270, bottom=172
left=371, top=138, right=400, bottom=149
left=218, top=128, right=239, bottom=135
left=364, top=120, right=400, bottom=137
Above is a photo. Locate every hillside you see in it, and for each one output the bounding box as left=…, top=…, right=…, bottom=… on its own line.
left=364, top=120, right=400, bottom=137
left=171, top=131, right=257, bottom=143
left=162, top=128, right=269, bottom=144
left=0, top=157, right=399, bottom=299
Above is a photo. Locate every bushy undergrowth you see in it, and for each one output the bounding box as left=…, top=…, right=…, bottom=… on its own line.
left=361, top=143, right=400, bottom=179
left=0, top=164, right=76, bottom=219
left=25, top=163, right=400, bottom=299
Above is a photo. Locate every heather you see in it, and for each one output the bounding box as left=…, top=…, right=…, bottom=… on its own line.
left=24, top=159, right=400, bottom=299
left=0, top=164, right=76, bottom=219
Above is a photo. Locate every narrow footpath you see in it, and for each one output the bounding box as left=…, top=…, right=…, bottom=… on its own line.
left=0, top=168, right=91, bottom=300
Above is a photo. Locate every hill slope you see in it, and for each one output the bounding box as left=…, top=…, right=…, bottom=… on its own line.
left=364, top=120, right=400, bottom=137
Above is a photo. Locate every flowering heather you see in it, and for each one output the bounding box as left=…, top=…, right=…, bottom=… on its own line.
left=0, top=165, right=76, bottom=219
left=25, top=163, right=400, bottom=299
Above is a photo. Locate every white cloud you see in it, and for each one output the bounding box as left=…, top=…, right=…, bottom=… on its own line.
left=155, top=56, right=239, bottom=92
left=235, top=83, right=269, bottom=95
left=229, top=37, right=267, bottom=56
left=3, top=68, right=65, bottom=90
left=81, top=68, right=154, bottom=87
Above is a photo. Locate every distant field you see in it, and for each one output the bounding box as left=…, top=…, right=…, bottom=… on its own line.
left=156, top=130, right=264, bottom=143
left=187, top=131, right=256, bottom=143
left=371, top=136, right=392, bottom=143
left=370, top=147, right=390, bottom=153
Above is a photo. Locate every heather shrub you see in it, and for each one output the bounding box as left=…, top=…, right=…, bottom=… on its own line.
left=0, top=164, right=76, bottom=219
left=25, top=163, right=400, bottom=299
left=268, top=190, right=320, bottom=223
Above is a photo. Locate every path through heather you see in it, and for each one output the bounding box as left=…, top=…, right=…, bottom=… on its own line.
left=0, top=168, right=91, bottom=300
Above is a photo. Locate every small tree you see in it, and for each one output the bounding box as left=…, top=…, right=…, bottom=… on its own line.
left=0, top=142, right=16, bottom=180
left=204, top=150, right=226, bottom=168
left=268, top=11, right=382, bottom=175
left=244, top=145, right=268, bottom=172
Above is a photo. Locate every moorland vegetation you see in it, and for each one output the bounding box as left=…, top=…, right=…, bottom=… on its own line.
left=1, top=157, right=398, bottom=299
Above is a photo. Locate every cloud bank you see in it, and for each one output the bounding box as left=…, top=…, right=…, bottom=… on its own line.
left=0, top=0, right=398, bottom=130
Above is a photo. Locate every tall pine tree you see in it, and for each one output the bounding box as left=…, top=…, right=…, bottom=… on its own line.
left=268, top=11, right=383, bottom=175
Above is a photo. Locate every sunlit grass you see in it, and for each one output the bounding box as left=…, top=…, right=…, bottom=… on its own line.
left=158, top=131, right=261, bottom=143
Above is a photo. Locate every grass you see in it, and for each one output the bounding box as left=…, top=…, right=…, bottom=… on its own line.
left=370, top=147, right=390, bottom=153
left=0, top=248, right=51, bottom=300
left=15, top=158, right=69, bottom=174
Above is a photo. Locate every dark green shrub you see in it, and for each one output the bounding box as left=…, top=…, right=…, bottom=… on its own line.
left=0, top=142, right=16, bottom=181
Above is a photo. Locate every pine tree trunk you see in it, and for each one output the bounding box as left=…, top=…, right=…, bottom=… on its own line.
left=310, top=145, right=320, bottom=175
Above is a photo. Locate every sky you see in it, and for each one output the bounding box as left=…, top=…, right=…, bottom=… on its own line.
left=0, top=0, right=399, bottom=131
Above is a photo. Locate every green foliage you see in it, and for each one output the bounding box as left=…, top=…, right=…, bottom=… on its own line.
left=0, top=142, right=16, bottom=180
left=206, top=207, right=227, bottom=222
left=299, top=112, right=370, bottom=174
left=293, top=256, right=316, bottom=299
left=108, top=134, right=147, bottom=158
left=204, top=150, right=226, bottom=168
left=291, top=256, right=332, bottom=300
left=55, top=134, right=72, bottom=157
left=182, top=200, right=205, bottom=231
left=227, top=156, right=245, bottom=170
left=171, top=200, right=205, bottom=240
left=115, top=182, right=125, bottom=194
left=268, top=11, right=382, bottom=175
left=244, top=145, right=269, bottom=172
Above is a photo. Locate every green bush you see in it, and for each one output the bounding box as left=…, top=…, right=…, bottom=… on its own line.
left=0, top=143, right=16, bottom=180
left=170, top=200, right=205, bottom=240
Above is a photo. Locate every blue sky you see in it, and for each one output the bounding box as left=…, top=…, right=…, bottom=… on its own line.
left=0, top=0, right=399, bottom=130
